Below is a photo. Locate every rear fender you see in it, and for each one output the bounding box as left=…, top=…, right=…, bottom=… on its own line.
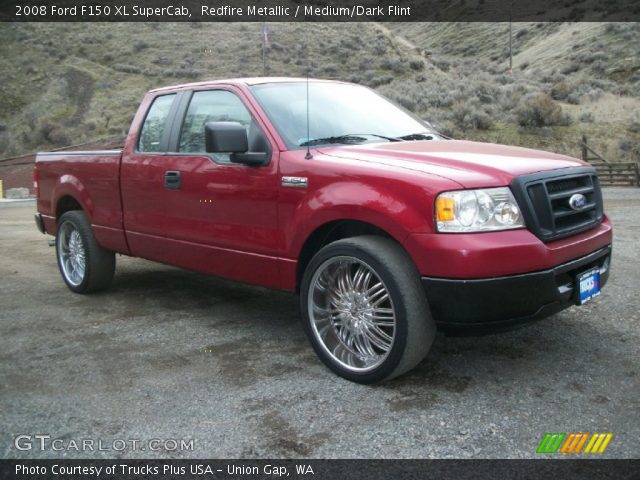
left=51, top=175, right=94, bottom=224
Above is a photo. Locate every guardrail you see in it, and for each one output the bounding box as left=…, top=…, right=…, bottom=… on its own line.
left=592, top=162, right=640, bottom=187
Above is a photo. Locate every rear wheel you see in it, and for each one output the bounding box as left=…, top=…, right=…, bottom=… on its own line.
left=300, top=236, right=435, bottom=383
left=56, top=210, right=115, bottom=293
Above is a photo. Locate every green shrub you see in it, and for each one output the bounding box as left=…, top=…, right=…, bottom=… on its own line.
left=381, top=58, right=408, bottom=74
left=619, top=138, right=640, bottom=158
left=368, top=75, right=394, bottom=87
left=394, top=94, right=418, bottom=111
left=474, top=81, right=499, bottom=104
left=627, top=121, right=640, bottom=134
left=516, top=93, right=572, bottom=127
left=64, top=67, right=95, bottom=116
left=452, top=104, right=494, bottom=131
left=561, top=62, right=580, bottom=75
left=132, top=40, right=149, bottom=52
left=567, top=92, right=581, bottom=105
left=551, top=81, right=571, bottom=101
left=409, top=59, right=424, bottom=71
left=579, top=112, right=594, bottom=123
left=37, top=119, right=71, bottom=146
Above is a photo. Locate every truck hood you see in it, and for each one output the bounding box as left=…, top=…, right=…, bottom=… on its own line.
left=318, top=140, right=588, bottom=188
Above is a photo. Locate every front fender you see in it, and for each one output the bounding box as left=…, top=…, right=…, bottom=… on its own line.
left=285, top=180, right=431, bottom=258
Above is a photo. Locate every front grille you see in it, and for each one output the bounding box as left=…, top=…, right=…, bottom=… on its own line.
left=511, top=167, right=604, bottom=242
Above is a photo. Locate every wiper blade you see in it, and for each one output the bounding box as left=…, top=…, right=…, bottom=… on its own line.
left=299, top=133, right=401, bottom=147
left=299, top=135, right=367, bottom=147
left=398, top=132, right=440, bottom=141
left=360, top=133, right=402, bottom=142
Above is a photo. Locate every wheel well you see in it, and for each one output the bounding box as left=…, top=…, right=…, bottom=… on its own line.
left=296, top=220, right=392, bottom=293
left=56, top=196, right=83, bottom=220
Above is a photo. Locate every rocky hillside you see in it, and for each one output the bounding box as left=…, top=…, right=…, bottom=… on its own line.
left=0, top=22, right=432, bottom=157
left=387, top=22, right=640, bottom=161
left=0, top=22, right=638, bottom=162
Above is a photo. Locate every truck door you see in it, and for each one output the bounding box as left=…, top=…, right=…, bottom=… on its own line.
left=121, top=92, right=180, bottom=256
left=155, top=88, right=281, bottom=288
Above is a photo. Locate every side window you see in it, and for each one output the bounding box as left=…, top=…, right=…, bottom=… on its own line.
left=138, top=94, right=176, bottom=152
left=179, top=90, right=252, bottom=163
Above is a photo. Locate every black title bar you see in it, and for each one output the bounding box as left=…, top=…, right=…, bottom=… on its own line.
left=3, top=0, right=640, bottom=22
left=1, top=459, right=639, bottom=480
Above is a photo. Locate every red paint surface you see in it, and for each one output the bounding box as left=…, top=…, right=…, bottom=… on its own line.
left=34, top=79, right=612, bottom=291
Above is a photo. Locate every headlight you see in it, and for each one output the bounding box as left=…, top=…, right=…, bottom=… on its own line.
left=435, top=187, right=525, bottom=232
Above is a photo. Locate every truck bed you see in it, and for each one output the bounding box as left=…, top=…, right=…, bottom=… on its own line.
left=35, top=149, right=128, bottom=254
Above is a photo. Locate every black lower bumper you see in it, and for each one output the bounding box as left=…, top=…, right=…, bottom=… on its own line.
left=422, top=245, right=612, bottom=335
left=34, top=213, right=45, bottom=234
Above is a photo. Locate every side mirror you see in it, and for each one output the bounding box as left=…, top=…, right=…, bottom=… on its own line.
left=204, top=121, right=268, bottom=166
left=205, top=121, right=248, bottom=153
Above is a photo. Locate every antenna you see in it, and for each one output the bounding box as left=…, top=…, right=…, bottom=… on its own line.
left=304, top=42, right=313, bottom=160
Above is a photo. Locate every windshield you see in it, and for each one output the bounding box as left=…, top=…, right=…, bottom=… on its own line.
left=250, top=82, right=438, bottom=149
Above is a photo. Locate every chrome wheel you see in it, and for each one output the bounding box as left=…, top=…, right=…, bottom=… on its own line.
left=308, top=256, right=396, bottom=372
left=58, top=221, right=86, bottom=287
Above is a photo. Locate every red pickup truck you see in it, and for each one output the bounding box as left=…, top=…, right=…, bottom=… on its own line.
left=34, top=78, right=612, bottom=383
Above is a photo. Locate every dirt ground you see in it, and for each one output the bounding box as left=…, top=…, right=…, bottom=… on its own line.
left=0, top=189, right=638, bottom=459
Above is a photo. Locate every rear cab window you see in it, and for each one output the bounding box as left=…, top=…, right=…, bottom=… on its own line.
left=138, top=94, right=176, bottom=152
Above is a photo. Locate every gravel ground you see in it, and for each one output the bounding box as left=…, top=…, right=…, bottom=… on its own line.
left=0, top=189, right=638, bottom=459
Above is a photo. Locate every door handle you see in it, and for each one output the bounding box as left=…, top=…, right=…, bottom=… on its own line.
left=164, top=171, right=181, bottom=190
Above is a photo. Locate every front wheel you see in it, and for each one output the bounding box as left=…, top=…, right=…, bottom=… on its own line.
left=300, top=236, right=435, bottom=383
left=56, top=210, right=115, bottom=293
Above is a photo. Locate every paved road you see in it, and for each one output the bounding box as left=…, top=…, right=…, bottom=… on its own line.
left=1, top=190, right=638, bottom=459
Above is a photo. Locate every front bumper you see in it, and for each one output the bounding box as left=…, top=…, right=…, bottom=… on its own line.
left=422, top=245, right=611, bottom=334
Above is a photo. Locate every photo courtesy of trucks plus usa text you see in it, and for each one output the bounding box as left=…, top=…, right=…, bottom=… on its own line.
left=33, top=77, right=612, bottom=384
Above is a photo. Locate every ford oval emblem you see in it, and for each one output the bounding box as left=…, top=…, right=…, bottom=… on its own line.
left=569, top=193, right=587, bottom=211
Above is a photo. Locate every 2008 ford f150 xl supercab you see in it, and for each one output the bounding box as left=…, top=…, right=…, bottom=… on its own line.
left=34, top=78, right=613, bottom=383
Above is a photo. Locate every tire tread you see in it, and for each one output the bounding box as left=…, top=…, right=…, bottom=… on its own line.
left=56, top=210, right=115, bottom=293
left=300, top=235, right=435, bottom=383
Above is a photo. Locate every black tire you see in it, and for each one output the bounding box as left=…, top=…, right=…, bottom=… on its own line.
left=300, top=235, right=435, bottom=384
left=55, top=210, right=115, bottom=293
